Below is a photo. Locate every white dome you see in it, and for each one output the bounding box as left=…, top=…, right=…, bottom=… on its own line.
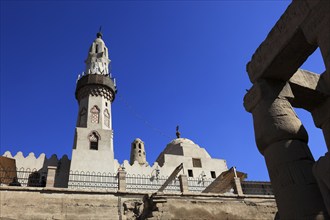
left=133, top=138, right=143, bottom=143
left=169, top=138, right=195, bottom=145
left=155, top=137, right=211, bottom=166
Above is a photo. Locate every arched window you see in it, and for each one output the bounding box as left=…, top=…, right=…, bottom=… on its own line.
left=89, top=131, right=100, bottom=150
left=104, top=109, right=110, bottom=128
left=90, top=105, right=100, bottom=124
left=78, top=107, right=87, bottom=127
left=138, top=143, right=142, bottom=149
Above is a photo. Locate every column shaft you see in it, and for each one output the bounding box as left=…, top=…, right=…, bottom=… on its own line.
left=244, top=80, right=328, bottom=219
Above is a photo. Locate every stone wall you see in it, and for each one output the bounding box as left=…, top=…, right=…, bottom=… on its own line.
left=0, top=186, right=277, bottom=220
left=0, top=187, right=144, bottom=220
left=144, top=194, right=277, bottom=220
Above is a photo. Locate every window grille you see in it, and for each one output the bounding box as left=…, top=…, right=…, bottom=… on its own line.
left=192, top=158, right=202, bottom=168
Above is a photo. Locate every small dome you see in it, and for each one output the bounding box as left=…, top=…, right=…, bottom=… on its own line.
left=133, top=138, right=143, bottom=143
left=169, top=138, right=195, bottom=145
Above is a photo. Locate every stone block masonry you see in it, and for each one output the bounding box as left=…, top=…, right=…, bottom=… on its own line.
left=0, top=186, right=277, bottom=220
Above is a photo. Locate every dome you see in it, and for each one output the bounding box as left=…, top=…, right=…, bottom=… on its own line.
left=155, top=137, right=211, bottom=166
left=133, top=138, right=143, bottom=143
left=169, top=138, right=195, bottom=145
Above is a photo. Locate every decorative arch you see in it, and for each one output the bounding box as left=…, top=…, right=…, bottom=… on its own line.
left=90, top=105, right=100, bottom=124
left=88, top=131, right=101, bottom=150
left=104, top=109, right=110, bottom=128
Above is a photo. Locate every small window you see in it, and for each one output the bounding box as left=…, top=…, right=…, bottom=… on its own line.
left=90, top=141, right=98, bottom=150
left=138, top=143, right=142, bottom=149
left=105, top=102, right=108, bottom=107
left=188, top=169, right=193, bottom=177
left=211, top=171, right=216, bottom=178
left=89, top=132, right=99, bottom=150
left=192, top=158, right=202, bottom=168
left=138, top=150, right=141, bottom=153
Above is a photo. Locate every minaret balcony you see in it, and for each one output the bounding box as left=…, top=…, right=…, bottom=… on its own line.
left=75, top=74, right=116, bottom=102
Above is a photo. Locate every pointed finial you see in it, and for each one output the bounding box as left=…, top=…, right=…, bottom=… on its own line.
left=96, top=26, right=103, bottom=38
left=176, top=125, right=181, bottom=138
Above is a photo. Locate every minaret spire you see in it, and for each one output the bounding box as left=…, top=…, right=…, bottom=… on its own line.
left=176, top=125, right=181, bottom=138
left=85, top=29, right=110, bottom=76
left=97, top=26, right=103, bottom=39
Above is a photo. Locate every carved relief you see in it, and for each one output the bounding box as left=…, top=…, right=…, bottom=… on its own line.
left=90, top=105, right=100, bottom=124
left=104, top=109, right=110, bottom=128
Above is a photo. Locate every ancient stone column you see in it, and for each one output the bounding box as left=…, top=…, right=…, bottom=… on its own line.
left=312, top=98, right=330, bottom=151
left=310, top=7, right=330, bottom=213
left=313, top=152, right=330, bottom=215
left=244, top=79, right=328, bottom=219
left=46, top=166, right=57, bottom=188
left=312, top=98, right=330, bottom=214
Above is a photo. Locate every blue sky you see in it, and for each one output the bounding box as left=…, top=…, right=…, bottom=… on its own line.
left=0, top=1, right=327, bottom=181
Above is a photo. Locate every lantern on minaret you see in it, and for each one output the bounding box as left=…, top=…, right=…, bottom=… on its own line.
left=69, top=31, right=117, bottom=174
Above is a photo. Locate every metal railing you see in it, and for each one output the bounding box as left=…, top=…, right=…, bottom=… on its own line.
left=126, top=174, right=180, bottom=192
left=68, top=171, right=118, bottom=190
left=1, top=167, right=274, bottom=196
left=187, top=177, right=214, bottom=192
left=0, top=167, right=47, bottom=187
left=241, top=181, right=273, bottom=195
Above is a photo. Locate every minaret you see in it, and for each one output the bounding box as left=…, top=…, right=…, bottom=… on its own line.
left=130, top=138, right=147, bottom=165
left=70, top=31, right=117, bottom=173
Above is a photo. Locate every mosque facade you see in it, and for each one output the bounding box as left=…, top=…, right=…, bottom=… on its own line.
left=0, top=31, right=277, bottom=220
left=1, top=32, right=229, bottom=186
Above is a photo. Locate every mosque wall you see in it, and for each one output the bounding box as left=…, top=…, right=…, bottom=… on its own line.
left=2, top=148, right=228, bottom=185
